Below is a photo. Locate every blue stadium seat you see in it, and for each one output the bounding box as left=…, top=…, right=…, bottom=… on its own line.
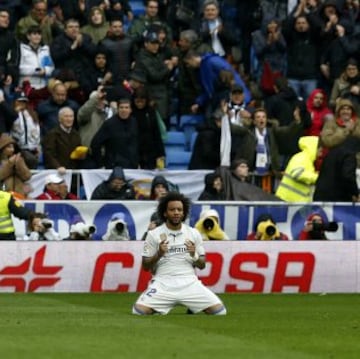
left=165, top=150, right=192, bottom=170
left=178, top=115, right=204, bottom=150
left=130, top=1, right=146, bottom=18
left=169, top=115, right=178, bottom=131
left=164, top=131, right=187, bottom=151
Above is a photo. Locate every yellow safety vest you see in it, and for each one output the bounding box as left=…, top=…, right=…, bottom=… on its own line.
left=0, top=191, right=15, bottom=234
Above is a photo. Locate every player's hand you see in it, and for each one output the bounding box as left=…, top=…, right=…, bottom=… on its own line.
left=185, top=239, right=196, bottom=257
left=158, top=239, right=169, bottom=257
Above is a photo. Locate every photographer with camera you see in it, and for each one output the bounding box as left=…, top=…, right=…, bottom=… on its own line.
left=195, top=209, right=229, bottom=241
left=246, top=213, right=289, bottom=241
left=298, top=213, right=338, bottom=240
left=24, top=212, right=61, bottom=241
left=102, top=212, right=130, bottom=241
left=63, top=222, right=96, bottom=240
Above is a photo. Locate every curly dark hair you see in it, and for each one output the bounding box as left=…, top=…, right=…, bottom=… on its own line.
left=157, top=192, right=191, bottom=223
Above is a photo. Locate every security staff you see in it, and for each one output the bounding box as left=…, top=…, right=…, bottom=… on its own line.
left=0, top=190, right=32, bottom=240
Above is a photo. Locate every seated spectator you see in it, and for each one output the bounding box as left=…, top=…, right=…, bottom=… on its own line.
left=36, top=81, right=80, bottom=136
left=276, top=136, right=320, bottom=202
left=23, top=212, right=61, bottom=241
left=10, top=93, right=41, bottom=169
left=90, top=166, right=136, bottom=200
left=18, top=25, right=54, bottom=91
left=58, top=180, right=79, bottom=200
left=246, top=213, right=289, bottom=240
left=329, top=58, right=360, bottom=114
left=195, top=208, right=229, bottom=240
left=0, top=133, right=32, bottom=198
left=314, top=136, right=360, bottom=202
left=198, top=172, right=225, bottom=200
left=36, top=173, right=66, bottom=200
left=297, top=213, right=330, bottom=240
left=42, top=107, right=85, bottom=173
left=81, top=6, right=109, bottom=45
left=218, top=159, right=282, bottom=201
left=149, top=175, right=169, bottom=200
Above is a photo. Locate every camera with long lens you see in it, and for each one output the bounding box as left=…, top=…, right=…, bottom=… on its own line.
left=41, top=219, right=53, bottom=229
left=203, top=218, right=215, bottom=231
left=115, top=222, right=125, bottom=233
left=312, top=221, right=338, bottom=232
left=257, top=220, right=280, bottom=240
left=84, top=225, right=96, bottom=234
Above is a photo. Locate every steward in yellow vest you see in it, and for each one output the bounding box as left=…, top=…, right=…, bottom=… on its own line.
left=0, top=191, right=32, bottom=240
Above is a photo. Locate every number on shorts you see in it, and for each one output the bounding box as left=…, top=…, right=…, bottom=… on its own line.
left=145, top=288, right=157, bottom=297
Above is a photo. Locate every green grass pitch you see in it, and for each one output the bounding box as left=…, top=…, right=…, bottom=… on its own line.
left=0, top=293, right=358, bottom=359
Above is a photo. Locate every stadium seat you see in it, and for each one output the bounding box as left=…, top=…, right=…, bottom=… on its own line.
left=165, top=150, right=192, bottom=170
left=130, top=1, right=146, bottom=18
left=164, top=131, right=187, bottom=151
left=169, top=115, right=178, bottom=131
left=178, top=115, right=204, bottom=150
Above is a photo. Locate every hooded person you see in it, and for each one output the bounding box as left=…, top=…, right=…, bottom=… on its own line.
left=90, top=166, right=136, bottom=200
left=150, top=175, right=169, bottom=200
left=195, top=209, right=229, bottom=240
left=246, top=213, right=289, bottom=240
left=198, top=172, right=226, bottom=200
left=276, top=136, right=320, bottom=202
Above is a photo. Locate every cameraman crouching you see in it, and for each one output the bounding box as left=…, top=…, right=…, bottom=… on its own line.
left=24, top=212, right=61, bottom=241
left=195, top=209, right=229, bottom=240
left=246, top=214, right=289, bottom=240
left=298, top=213, right=338, bottom=240
left=102, top=212, right=130, bottom=240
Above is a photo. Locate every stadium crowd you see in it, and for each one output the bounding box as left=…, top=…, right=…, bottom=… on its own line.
left=0, top=0, right=359, bottom=205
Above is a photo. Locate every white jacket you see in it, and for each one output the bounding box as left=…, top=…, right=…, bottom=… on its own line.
left=19, top=43, right=54, bottom=89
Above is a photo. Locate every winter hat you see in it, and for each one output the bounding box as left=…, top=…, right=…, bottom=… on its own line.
left=108, top=166, right=125, bottom=181
left=150, top=175, right=169, bottom=195
left=0, top=134, right=16, bottom=151
left=335, top=99, right=355, bottom=116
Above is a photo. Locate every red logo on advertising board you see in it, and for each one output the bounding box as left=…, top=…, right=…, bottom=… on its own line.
left=0, top=246, right=63, bottom=292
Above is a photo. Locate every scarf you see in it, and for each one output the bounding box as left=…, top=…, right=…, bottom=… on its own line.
left=255, top=127, right=269, bottom=174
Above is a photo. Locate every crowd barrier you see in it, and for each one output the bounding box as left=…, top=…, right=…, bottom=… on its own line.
left=0, top=241, right=359, bottom=293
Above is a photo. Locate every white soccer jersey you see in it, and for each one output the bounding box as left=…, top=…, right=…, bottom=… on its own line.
left=143, top=223, right=205, bottom=277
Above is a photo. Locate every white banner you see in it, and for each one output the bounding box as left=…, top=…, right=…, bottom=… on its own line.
left=0, top=242, right=358, bottom=293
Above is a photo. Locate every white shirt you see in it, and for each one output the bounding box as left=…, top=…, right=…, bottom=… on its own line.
left=143, top=223, right=205, bottom=278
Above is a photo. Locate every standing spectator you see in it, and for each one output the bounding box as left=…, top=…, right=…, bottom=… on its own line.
left=132, top=87, right=165, bottom=169
left=42, top=107, right=84, bottom=173
left=132, top=191, right=226, bottom=315
left=198, top=172, right=225, bottom=200
left=50, top=18, right=97, bottom=94
left=314, top=136, right=360, bottom=202
left=36, top=81, right=80, bottom=135
left=0, top=190, right=32, bottom=240
left=18, top=25, right=54, bottom=91
left=275, top=136, right=320, bottom=202
left=0, top=133, right=32, bottom=198
left=90, top=97, right=139, bottom=169
left=106, top=1, right=134, bottom=22
left=10, top=93, right=41, bottom=169
left=0, top=7, right=19, bottom=89
left=98, top=18, right=134, bottom=84
left=90, top=166, right=136, bottom=200
left=16, top=0, right=63, bottom=45
left=81, top=6, right=109, bottom=45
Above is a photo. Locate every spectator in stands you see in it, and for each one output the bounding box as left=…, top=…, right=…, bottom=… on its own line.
left=106, top=1, right=134, bottom=23
left=42, top=107, right=84, bottom=173
left=59, top=0, right=87, bottom=26
left=195, top=208, right=229, bottom=240
left=77, top=86, right=115, bottom=149
left=276, top=136, right=320, bottom=202
left=329, top=58, right=360, bottom=114
left=305, top=88, right=333, bottom=137
left=320, top=98, right=360, bottom=161
left=218, top=158, right=283, bottom=201
left=16, top=0, right=63, bottom=45
left=0, top=189, right=32, bottom=240
left=198, top=172, right=225, bottom=201
left=197, top=0, right=239, bottom=61
left=0, top=133, right=32, bottom=198
left=91, top=166, right=136, bottom=200
left=128, top=0, right=172, bottom=47
left=282, top=12, right=321, bottom=101
left=314, top=136, right=360, bottom=202
left=24, top=212, right=61, bottom=241
left=133, top=30, right=173, bottom=123
left=18, top=25, right=54, bottom=92
left=177, top=29, right=213, bottom=115
left=36, top=81, right=80, bottom=135
left=10, top=93, right=41, bottom=169
left=184, top=51, right=251, bottom=118
left=36, top=173, right=65, bottom=200
left=90, top=97, right=139, bottom=169
left=0, top=8, right=19, bottom=89
left=99, top=18, right=135, bottom=84
left=132, top=87, right=165, bottom=169
left=246, top=213, right=289, bottom=240
left=81, top=6, right=109, bottom=45
left=58, top=181, right=79, bottom=200
left=297, top=213, right=329, bottom=240
left=50, top=18, right=97, bottom=96
left=149, top=175, right=169, bottom=200
left=251, top=16, right=287, bottom=83
left=0, top=86, right=18, bottom=134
